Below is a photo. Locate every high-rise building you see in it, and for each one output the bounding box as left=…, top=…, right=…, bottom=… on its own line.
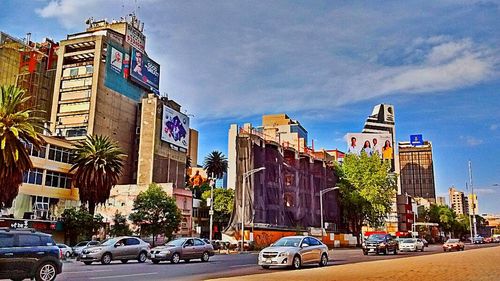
left=449, top=186, right=467, bottom=215
left=398, top=141, right=436, bottom=203
left=468, top=193, right=479, bottom=215
left=436, top=196, right=447, bottom=206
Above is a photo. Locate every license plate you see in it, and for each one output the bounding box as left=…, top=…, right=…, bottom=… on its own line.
left=266, top=259, right=272, bottom=263
left=369, top=249, right=375, bottom=252
left=82, top=255, right=86, bottom=258
left=151, top=254, right=155, bottom=258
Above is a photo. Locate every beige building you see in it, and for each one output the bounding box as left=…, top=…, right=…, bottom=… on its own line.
left=188, top=129, right=199, bottom=167
left=449, top=186, right=467, bottom=215
left=468, top=194, right=479, bottom=215
left=436, top=196, right=447, bottom=206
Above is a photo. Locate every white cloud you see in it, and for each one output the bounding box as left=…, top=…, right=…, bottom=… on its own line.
left=491, top=124, right=499, bottom=131
left=474, top=188, right=497, bottom=195
left=460, top=136, right=484, bottom=146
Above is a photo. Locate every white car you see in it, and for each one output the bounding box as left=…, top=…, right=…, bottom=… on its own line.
left=399, top=238, right=425, bottom=252
left=57, top=243, right=73, bottom=258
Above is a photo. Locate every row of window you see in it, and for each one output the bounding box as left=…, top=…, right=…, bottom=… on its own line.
left=0, top=233, right=55, bottom=248
left=24, top=141, right=73, bottom=164
left=63, top=65, right=94, bottom=77
left=23, top=169, right=72, bottom=189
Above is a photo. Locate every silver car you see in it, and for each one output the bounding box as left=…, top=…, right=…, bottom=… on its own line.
left=149, top=237, right=214, bottom=264
left=79, top=236, right=150, bottom=265
left=73, top=240, right=100, bottom=257
left=258, top=236, right=329, bottom=269
left=57, top=243, right=73, bottom=258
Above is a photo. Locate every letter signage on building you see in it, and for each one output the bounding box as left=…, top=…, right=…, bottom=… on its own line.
left=161, top=105, right=190, bottom=150
left=130, top=48, right=160, bottom=94
left=125, top=24, right=145, bottom=53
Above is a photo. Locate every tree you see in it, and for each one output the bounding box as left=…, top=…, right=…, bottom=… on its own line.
left=202, top=188, right=234, bottom=226
left=0, top=85, right=44, bottom=208
left=203, top=151, right=228, bottom=179
left=335, top=152, right=397, bottom=245
left=109, top=212, right=132, bottom=237
left=428, top=204, right=456, bottom=235
left=129, top=183, right=182, bottom=246
left=61, top=207, right=103, bottom=245
left=70, top=135, right=125, bottom=215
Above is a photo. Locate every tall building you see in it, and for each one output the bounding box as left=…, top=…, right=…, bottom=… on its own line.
left=449, top=186, right=467, bottom=215
left=188, top=129, right=199, bottom=167
left=468, top=194, right=479, bottom=215
left=436, top=196, right=447, bottom=206
left=398, top=141, right=436, bottom=203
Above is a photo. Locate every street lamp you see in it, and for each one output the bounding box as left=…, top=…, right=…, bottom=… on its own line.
left=320, top=186, right=340, bottom=241
left=241, top=167, right=265, bottom=252
left=208, top=173, right=215, bottom=242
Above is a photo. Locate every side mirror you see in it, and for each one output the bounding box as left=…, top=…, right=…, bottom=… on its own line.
left=302, top=243, right=309, bottom=248
left=270, top=243, right=274, bottom=247
left=114, top=244, right=119, bottom=248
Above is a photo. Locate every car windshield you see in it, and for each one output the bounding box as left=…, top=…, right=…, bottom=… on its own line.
left=367, top=234, right=385, bottom=240
left=99, top=238, right=117, bottom=246
left=272, top=237, right=302, bottom=247
left=166, top=238, right=187, bottom=247
left=403, top=239, right=416, bottom=243
left=447, top=239, right=459, bottom=243
left=75, top=241, right=89, bottom=247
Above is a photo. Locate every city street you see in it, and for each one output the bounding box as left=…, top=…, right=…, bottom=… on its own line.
left=56, top=243, right=499, bottom=281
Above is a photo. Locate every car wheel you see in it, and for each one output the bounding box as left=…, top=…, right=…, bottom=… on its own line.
left=35, top=262, right=57, bottom=281
left=261, top=265, right=270, bottom=269
left=65, top=252, right=71, bottom=258
left=393, top=248, right=397, bottom=255
left=171, top=253, right=180, bottom=264
left=443, top=249, right=447, bottom=252
left=363, top=250, right=368, bottom=255
left=319, top=253, right=328, bottom=267
left=101, top=253, right=112, bottom=265
left=201, top=251, right=210, bottom=262
left=137, top=251, right=147, bottom=263
left=121, top=259, right=128, bottom=264
left=84, top=261, right=93, bottom=265
left=292, top=255, right=301, bottom=270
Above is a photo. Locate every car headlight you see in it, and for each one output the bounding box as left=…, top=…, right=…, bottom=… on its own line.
left=88, top=248, right=102, bottom=253
left=278, top=252, right=289, bottom=257
left=379, top=242, right=386, bottom=247
left=160, top=250, right=171, bottom=255
left=361, top=242, right=365, bottom=247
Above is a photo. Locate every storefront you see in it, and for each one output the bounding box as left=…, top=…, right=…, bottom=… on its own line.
left=0, top=217, right=65, bottom=242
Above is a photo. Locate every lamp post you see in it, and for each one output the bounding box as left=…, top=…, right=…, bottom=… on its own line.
left=241, top=167, right=265, bottom=252
left=209, top=173, right=215, bottom=242
left=320, top=186, right=340, bottom=241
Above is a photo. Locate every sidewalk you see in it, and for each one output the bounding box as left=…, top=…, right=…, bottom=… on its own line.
left=209, top=245, right=500, bottom=281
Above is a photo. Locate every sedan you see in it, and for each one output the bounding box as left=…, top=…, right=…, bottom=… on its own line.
left=79, top=236, right=150, bottom=265
left=57, top=243, right=73, bottom=258
left=443, top=239, right=465, bottom=252
left=399, top=238, right=424, bottom=252
left=73, top=240, right=100, bottom=257
left=149, top=237, right=214, bottom=264
left=258, top=236, right=329, bottom=270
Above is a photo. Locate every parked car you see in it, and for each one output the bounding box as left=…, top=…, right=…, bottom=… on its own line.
left=79, top=236, right=150, bottom=265
left=0, top=228, right=63, bottom=281
left=421, top=238, right=429, bottom=247
left=483, top=237, right=493, bottom=243
left=443, top=239, right=465, bottom=252
left=399, top=238, right=425, bottom=252
left=57, top=243, right=73, bottom=258
left=473, top=236, right=484, bottom=244
left=149, top=237, right=214, bottom=264
left=258, top=236, right=329, bottom=270
left=362, top=234, right=398, bottom=255
left=73, top=240, right=100, bottom=257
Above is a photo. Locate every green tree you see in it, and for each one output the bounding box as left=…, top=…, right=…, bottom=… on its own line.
left=129, top=183, right=182, bottom=246
left=70, top=135, right=125, bottom=215
left=109, top=212, right=132, bottom=237
left=0, top=85, right=44, bottom=208
left=202, top=188, right=234, bottom=226
left=428, top=204, right=456, bottom=235
left=203, top=151, right=228, bottom=179
left=61, top=207, right=103, bottom=245
left=335, top=153, right=397, bottom=245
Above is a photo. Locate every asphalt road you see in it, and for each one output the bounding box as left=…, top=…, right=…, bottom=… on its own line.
left=57, top=243, right=499, bottom=281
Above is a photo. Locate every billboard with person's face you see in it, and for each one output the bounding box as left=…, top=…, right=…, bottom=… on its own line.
left=130, top=48, right=160, bottom=94
left=161, top=105, right=190, bottom=150
left=345, top=133, right=394, bottom=166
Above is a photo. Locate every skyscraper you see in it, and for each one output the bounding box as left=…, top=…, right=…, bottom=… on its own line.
left=399, top=141, right=436, bottom=202
left=449, top=186, right=467, bottom=215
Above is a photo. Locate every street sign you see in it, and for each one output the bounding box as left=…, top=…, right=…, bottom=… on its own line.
left=410, top=134, right=424, bottom=146
left=209, top=210, right=214, bottom=216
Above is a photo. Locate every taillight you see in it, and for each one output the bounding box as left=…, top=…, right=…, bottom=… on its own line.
left=59, top=249, right=63, bottom=259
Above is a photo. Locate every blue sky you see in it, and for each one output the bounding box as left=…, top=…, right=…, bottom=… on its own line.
left=1, top=1, right=499, bottom=213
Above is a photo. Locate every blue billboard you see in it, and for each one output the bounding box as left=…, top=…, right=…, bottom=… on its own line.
left=130, top=48, right=160, bottom=94
left=410, top=134, right=424, bottom=146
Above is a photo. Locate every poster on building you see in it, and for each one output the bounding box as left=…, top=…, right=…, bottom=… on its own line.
left=345, top=133, right=393, bottom=160
left=130, top=48, right=160, bottom=94
left=110, top=46, right=123, bottom=73
left=125, top=24, right=145, bottom=52
left=161, top=105, right=190, bottom=149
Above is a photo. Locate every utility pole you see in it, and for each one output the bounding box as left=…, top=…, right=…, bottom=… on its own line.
left=469, top=161, right=477, bottom=239
left=209, top=172, right=215, bottom=242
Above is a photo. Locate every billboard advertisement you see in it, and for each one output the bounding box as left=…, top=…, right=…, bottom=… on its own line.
left=130, top=48, right=160, bottom=94
left=161, top=105, right=190, bottom=150
left=410, top=134, right=424, bottom=146
left=345, top=133, right=394, bottom=170
left=104, top=42, right=143, bottom=101
left=125, top=24, right=145, bottom=52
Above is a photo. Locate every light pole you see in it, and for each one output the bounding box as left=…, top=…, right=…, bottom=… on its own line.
left=320, top=186, right=340, bottom=241
left=241, top=167, right=265, bottom=252
left=209, top=173, right=215, bottom=242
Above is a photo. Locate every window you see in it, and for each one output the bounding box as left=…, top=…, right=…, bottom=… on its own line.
left=45, top=171, right=72, bottom=188
left=185, top=239, right=194, bottom=246
left=60, top=90, right=91, bottom=101
left=308, top=237, right=321, bottom=246
left=302, top=237, right=312, bottom=246
left=69, top=68, right=79, bottom=76
left=0, top=233, right=14, bottom=247
left=41, top=236, right=55, bottom=246
left=125, top=238, right=140, bottom=246
left=65, top=126, right=87, bottom=137
left=86, top=65, right=93, bottom=74
left=59, top=101, right=90, bottom=113
left=194, top=239, right=205, bottom=246
left=48, top=145, right=72, bottom=163
left=18, top=235, right=42, bottom=247
left=23, top=168, right=43, bottom=185
left=88, top=241, right=99, bottom=246
left=24, top=142, right=46, bottom=158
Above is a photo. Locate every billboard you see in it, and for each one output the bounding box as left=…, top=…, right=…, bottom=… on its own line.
left=345, top=132, right=394, bottom=160
left=161, top=105, right=190, bottom=149
left=104, top=42, right=143, bottom=101
left=130, top=48, right=160, bottom=94
left=125, top=24, right=145, bottom=52
left=410, top=134, right=424, bottom=146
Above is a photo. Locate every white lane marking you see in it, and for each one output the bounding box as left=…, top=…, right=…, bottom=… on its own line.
left=228, top=264, right=257, bottom=268
left=63, top=270, right=113, bottom=274
left=89, top=272, right=158, bottom=280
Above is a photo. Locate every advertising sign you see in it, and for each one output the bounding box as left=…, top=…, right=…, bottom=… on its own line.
left=345, top=133, right=392, bottom=158
left=410, top=134, right=424, bottom=146
left=109, top=46, right=123, bottom=73
left=161, top=105, right=190, bottom=149
left=104, top=42, right=143, bottom=101
left=125, top=24, right=145, bottom=52
left=130, top=48, right=160, bottom=94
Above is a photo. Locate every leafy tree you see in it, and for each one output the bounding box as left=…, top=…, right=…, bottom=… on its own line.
left=70, top=135, right=125, bottom=215
left=0, top=85, right=44, bottom=208
left=335, top=152, right=397, bottom=245
left=61, top=207, right=103, bottom=245
left=202, top=188, right=234, bottom=225
left=109, top=212, right=132, bottom=237
left=129, top=183, right=182, bottom=246
left=428, top=204, right=456, bottom=235
left=203, top=151, right=228, bottom=179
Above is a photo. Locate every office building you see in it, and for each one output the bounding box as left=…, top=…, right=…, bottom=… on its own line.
left=399, top=141, right=436, bottom=203
left=436, top=196, right=447, bottom=206
left=449, top=186, right=467, bottom=215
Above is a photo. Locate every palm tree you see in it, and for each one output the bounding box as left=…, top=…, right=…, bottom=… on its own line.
left=0, top=85, right=44, bottom=208
left=70, top=135, right=125, bottom=215
left=203, top=150, right=228, bottom=180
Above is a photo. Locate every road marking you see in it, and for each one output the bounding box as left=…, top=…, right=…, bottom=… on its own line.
left=89, top=272, right=158, bottom=280
left=64, top=270, right=113, bottom=274
left=229, top=264, right=257, bottom=268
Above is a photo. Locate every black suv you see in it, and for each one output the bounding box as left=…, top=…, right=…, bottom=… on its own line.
left=362, top=234, right=398, bottom=255
left=0, top=228, right=63, bottom=281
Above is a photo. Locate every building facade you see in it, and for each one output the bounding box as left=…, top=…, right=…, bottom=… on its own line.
left=468, top=193, right=479, bottom=215
left=449, top=186, right=467, bottom=215
left=398, top=141, right=436, bottom=203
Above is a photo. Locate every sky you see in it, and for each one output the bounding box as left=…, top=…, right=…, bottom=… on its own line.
left=1, top=0, right=499, bottom=213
